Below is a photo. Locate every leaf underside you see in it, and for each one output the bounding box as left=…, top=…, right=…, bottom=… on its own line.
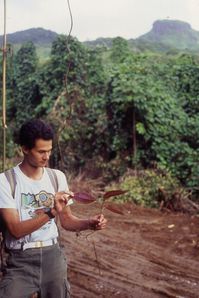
left=103, top=189, right=128, bottom=200
left=104, top=203, right=124, bottom=215
left=73, top=192, right=96, bottom=204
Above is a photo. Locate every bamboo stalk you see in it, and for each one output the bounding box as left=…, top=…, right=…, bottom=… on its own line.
left=2, top=0, right=7, bottom=171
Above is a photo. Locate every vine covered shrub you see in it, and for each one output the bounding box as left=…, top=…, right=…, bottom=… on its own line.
left=108, top=169, right=180, bottom=207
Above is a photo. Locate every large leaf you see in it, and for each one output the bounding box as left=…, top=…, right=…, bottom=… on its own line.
left=104, top=203, right=124, bottom=215
left=103, top=190, right=127, bottom=200
left=73, top=192, right=96, bottom=204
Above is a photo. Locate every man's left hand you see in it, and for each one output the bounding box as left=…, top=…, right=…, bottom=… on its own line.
left=88, top=214, right=107, bottom=230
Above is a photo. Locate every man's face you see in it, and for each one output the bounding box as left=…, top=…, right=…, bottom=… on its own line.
left=22, top=138, right=53, bottom=168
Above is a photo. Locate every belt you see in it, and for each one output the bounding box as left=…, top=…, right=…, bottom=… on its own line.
left=9, top=238, right=57, bottom=251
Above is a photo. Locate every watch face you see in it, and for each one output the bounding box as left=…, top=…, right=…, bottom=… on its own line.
left=43, top=207, right=51, bottom=212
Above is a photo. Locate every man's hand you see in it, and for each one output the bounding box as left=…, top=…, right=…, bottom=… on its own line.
left=54, top=191, right=74, bottom=213
left=88, top=214, right=107, bottom=230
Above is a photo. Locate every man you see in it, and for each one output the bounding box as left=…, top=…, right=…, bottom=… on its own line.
left=0, top=119, right=107, bottom=298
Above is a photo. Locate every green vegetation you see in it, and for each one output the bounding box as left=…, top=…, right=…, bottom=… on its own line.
left=0, top=29, right=199, bottom=207
left=107, top=169, right=180, bottom=207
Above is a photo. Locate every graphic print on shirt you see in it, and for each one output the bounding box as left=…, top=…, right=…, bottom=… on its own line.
left=21, top=190, right=54, bottom=218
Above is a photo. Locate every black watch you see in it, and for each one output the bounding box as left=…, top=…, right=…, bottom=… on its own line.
left=44, top=208, right=55, bottom=219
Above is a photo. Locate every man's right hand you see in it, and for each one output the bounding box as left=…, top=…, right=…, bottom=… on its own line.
left=54, top=191, right=74, bottom=213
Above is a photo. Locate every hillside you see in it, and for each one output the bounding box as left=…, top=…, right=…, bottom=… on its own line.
left=136, top=19, right=199, bottom=51
left=85, top=19, right=199, bottom=52
left=0, top=27, right=58, bottom=46
left=0, top=28, right=59, bottom=61
left=1, top=19, right=199, bottom=56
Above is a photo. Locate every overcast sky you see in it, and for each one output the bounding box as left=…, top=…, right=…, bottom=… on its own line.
left=1, top=0, right=199, bottom=41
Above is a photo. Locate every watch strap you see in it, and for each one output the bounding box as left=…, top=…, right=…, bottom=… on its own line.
left=45, top=208, right=55, bottom=219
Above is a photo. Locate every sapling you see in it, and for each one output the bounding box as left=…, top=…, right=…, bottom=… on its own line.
left=72, top=189, right=128, bottom=276
left=72, top=189, right=127, bottom=215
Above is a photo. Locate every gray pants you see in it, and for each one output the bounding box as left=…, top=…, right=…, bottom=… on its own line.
left=0, top=243, right=70, bottom=298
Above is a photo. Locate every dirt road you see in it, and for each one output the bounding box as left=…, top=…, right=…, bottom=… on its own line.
left=60, top=202, right=199, bottom=298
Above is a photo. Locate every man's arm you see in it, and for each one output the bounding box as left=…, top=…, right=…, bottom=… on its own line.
left=54, top=191, right=107, bottom=232
left=0, top=208, right=52, bottom=239
left=58, top=205, right=107, bottom=231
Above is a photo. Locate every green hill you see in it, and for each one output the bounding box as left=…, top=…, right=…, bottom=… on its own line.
left=0, top=27, right=58, bottom=46
left=0, top=28, right=59, bottom=62
left=136, top=19, right=199, bottom=51
left=84, top=20, right=199, bottom=52
left=1, top=20, right=199, bottom=58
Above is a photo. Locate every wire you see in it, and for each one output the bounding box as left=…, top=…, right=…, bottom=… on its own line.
left=63, top=0, right=73, bottom=97
left=53, top=0, right=74, bottom=171
left=65, top=0, right=74, bottom=69
left=66, top=0, right=73, bottom=39
left=64, top=0, right=74, bottom=90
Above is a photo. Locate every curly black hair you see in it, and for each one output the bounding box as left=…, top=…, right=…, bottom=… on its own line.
left=18, top=119, right=54, bottom=149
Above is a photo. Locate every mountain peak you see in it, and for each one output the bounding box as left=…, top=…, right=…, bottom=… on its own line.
left=137, top=19, right=199, bottom=50
left=152, top=19, right=192, bottom=34
left=0, top=27, right=58, bottom=46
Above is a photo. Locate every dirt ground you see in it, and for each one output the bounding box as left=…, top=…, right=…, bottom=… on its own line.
left=60, top=202, right=199, bottom=298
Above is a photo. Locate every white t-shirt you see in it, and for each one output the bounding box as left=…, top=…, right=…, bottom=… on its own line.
left=0, top=165, right=72, bottom=250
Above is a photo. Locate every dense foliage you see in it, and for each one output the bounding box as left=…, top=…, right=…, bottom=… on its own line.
left=107, top=169, right=181, bottom=207
left=0, top=35, right=198, bottom=202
